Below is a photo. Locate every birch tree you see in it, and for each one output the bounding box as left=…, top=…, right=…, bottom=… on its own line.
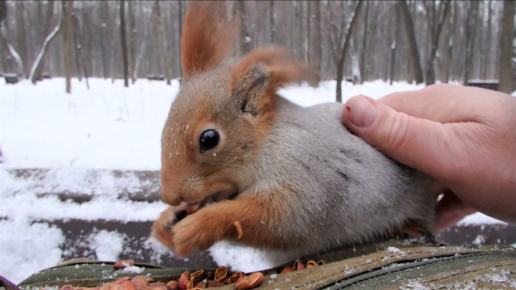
left=62, top=0, right=74, bottom=94
left=0, top=0, right=24, bottom=77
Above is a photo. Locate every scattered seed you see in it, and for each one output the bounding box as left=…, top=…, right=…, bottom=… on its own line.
left=234, top=221, right=244, bottom=239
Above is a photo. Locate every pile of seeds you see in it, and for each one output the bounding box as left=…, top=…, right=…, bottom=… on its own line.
left=53, top=258, right=325, bottom=290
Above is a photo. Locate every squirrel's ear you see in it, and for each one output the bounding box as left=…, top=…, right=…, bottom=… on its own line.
left=231, top=48, right=310, bottom=116
left=232, top=62, right=272, bottom=117
left=181, top=1, right=238, bottom=81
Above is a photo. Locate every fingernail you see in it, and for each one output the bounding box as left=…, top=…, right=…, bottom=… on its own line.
left=347, top=96, right=378, bottom=127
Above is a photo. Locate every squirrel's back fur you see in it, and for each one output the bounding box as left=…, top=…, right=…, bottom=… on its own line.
left=252, top=98, right=434, bottom=256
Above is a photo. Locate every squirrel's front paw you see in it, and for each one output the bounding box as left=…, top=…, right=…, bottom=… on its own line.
left=151, top=205, right=188, bottom=248
left=171, top=212, right=226, bottom=257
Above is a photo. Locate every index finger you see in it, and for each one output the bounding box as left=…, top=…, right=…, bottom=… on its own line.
left=378, top=84, right=506, bottom=124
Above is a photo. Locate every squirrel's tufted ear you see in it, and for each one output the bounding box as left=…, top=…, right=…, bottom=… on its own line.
left=231, top=48, right=310, bottom=116
left=181, top=1, right=239, bottom=81
left=232, top=62, right=272, bottom=117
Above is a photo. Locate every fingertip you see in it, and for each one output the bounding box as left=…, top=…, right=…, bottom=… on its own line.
left=341, top=95, right=378, bottom=128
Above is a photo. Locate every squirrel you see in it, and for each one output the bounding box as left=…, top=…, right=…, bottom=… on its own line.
left=151, top=1, right=436, bottom=260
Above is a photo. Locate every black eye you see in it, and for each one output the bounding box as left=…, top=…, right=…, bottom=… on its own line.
left=199, top=129, right=220, bottom=153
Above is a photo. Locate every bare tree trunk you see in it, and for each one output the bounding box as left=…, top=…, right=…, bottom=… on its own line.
left=303, top=1, right=310, bottom=65
left=350, top=39, right=360, bottom=84
left=72, top=13, right=89, bottom=88
left=235, top=0, right=251, bottom=55
left=336, top=0, right=364, bottom=103
left=110, top=2, right=119, bottom=83
left=62, top=0, right=74, bottom=94
left=99, top=1, right=110, bottom=79
left=309, top=0, right=322, bottom=87
left=120, top=0, right=129, bottom=87
left=443, top=0, right=459, bottom=83
left=463, top=0, right=479, bottom=86
left=295, top=0, right=302, bottom=59
left=156, top=0, right=172, bottom=85
left=33, top=0, right=55, bottom=82
left=0, top=0, right=7, bottom=72
left=128, top=0, right=137, bottom=83
left=0, top=0, right=23, bottom=77
left=15, top=1, right=28, bottom=76
left=73, top=16, right=83, bottom=82
left=481, top=0, right=493, bottom=80
left=359, top=1, right=370, bottom=83
left=399, top=0, right=423, bottom=84
left=390, top=3, right=400, bottom=85
left=133, top=1, right=156, bottom=83
left=498, top=0, right=515, bottom=93
left=178, top=0, right=183, bottom=81
left=269, top=0, right=275, bottom=44
left=424, top=0, right=451, bottom=85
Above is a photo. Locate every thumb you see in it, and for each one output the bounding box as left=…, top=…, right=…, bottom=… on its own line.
left=341, top=95, right=456, bottom=179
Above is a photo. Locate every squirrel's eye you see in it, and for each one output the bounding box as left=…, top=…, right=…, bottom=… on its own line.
left=199, top=129, right=220, bottom=153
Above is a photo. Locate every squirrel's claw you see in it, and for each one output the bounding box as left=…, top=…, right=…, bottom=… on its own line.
left=151, top=205, right=189, bottom=249
left=171, top=212, right=224, bottom=257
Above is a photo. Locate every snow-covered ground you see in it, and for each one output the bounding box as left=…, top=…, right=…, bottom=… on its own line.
left=0, top=78, right=508, bottom=284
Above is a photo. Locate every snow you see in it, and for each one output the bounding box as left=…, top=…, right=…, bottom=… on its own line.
left=0, top=219, right=64, bottom=285
left=121, top=265, right=146, bottom=274
left=386, top=246, right=401, bottom=253
left=0, top=78, right=510, bottom=285
left=88, top=230, right=126, bottom=261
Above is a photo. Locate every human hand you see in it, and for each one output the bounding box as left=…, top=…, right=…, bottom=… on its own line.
left=341, top=84, right=516, bottom=231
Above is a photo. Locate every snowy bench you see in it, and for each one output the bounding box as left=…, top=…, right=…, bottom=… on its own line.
left=1, top=167, right=514, bottom=284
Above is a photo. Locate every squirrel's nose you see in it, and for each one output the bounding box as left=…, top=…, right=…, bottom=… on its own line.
left=161, top=193, right=182, bottom=207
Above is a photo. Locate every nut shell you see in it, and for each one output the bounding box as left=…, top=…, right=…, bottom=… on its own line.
left=214, top=267, right=227, bottom=282
left=100, top=283, right=115, bottom=290
left=247, top=273, right=264, bottom=288
left=166, top=281, right=178, bottom=290
left=114, top=278, right=132, bottom=285
left=120, top=281, right=136, bottom=290
left=206, top=281, right=225, bottom=288
left=131, top=276, right=152, bottom=290
left=292, top=260, right=305, bottom=271
left=234, top=277, right=250, bottom=290
left=306, top=261, right=318, bottom=268
left=178, top=272, right=190, bottom=290
left=279, top=266, right=293, bottom=274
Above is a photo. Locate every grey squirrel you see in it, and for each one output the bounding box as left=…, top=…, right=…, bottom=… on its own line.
left=151, top=0, right=436, bottom=259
